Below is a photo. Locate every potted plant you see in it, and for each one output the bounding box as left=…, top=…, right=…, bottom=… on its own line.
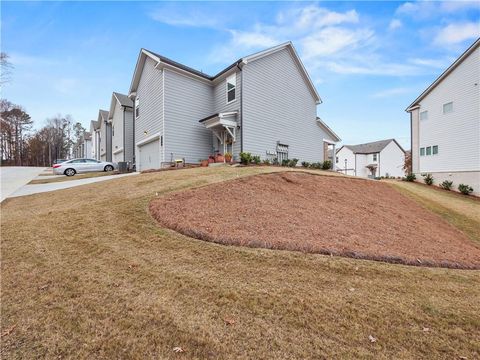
left=215, top=153, right=225, bottom=163
left=208, top=155, right=215, bottom=164
left=200, top=159, right=209, bottom=167
left=224, top=152, right=232, bottom=163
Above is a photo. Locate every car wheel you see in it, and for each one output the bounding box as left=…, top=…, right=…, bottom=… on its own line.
left=65, top=168, right=76, bottom=176
left=104, top=165, right=114, bottom=172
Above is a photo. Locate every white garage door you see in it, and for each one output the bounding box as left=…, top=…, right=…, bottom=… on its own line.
left=138, top=140, right=160, bottom=171
left=113, top=151, right=123, bottom=163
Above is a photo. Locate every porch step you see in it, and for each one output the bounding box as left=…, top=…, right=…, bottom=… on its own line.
left=209, top=163, right=229, bottom=167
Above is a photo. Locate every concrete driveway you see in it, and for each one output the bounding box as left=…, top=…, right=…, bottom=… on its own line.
left=0, top=167, right=47, bottom=202
left=9, top=172, right=139, bottom=198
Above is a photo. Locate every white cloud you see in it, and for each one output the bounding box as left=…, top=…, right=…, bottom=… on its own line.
left=408, top=57, right=452, bottom=68
left=396, top=1, right=480, bottom=18
left=389, top=19, right=402, bottom=31
left=228, top=29, right=278, bottom=49
left=149, top=7, right=221, bottom=28
left=301, top=27, right=374, bottom=58
left=277, top=5, right=359, bottom=30
left=434, top=22, right=480, bottom=45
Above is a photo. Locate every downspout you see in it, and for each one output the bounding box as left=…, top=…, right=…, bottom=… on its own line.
left=410, top=112, right=413, bottom=174
left=378, top=152, right=380, bottom=177
left=354, top=153, right=357, bottom=176
left=123, top=107, right=126, bottom=162
left=237, top=63, right=243, bottom=154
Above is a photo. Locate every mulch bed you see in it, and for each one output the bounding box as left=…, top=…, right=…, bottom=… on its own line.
left=149, top=172, right=480, bottom=269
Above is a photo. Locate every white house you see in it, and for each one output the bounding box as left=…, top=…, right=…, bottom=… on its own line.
left=108, top=92, right=134, bottom=164
left=90, top=120, right=101, bottom=160
left=406, top=38, right=479, bottom=194
left=97, top=109, right=111, bottom=162
left=336, top=139, right=406, bottom=178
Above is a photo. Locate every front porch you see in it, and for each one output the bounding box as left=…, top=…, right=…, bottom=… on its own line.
left=199, top=112, right=239, bottom=162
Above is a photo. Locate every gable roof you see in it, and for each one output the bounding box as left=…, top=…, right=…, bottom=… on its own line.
left=90, top=120, right=100, bottom=131
left=129, top=42, right=321, bottom=103
left=406, top=38, right=480, bottom=112
left=339, top=139, right=405, bottom=154
left=109, top=92, right=133, bottom=119
left=83, top=132, right=92, bottom=141
left=97, top=110, right=109, bottom=125
left=316, top=117, right=341, bottom=142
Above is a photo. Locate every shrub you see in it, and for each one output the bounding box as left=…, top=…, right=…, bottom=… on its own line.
left=310, top=162, right=322, bottom=169
left=239, top=152, right=252, bottom=165
left=440, top=180, right=453, bottom=190
left=301, top=161, right=310, bottom=168
left=252, top=155, right=261, bottom=165
left=289, top=158, right=299, bottom=167
left=281, top=159, right=290, bottom=167
left=458, top=183, right=474, bottom=195
left=272, top=157, right=279, bottom=166
left=322, top=160, right=332, bottom=170
left=262, top=159, right=271, bottom=165
left=404, top=173, right=416, bottom=182
left=423, top=173, right=434, bottom=185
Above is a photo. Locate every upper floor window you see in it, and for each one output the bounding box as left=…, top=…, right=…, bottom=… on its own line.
left=420, top=111, right=428, bottom=121
left=336, top=156, right=339, bottom=164
left=432, top=145, right=438, bottom=155
left=373, top=154, right=378, bottom=161
left=426, top=146, right=432, bottom=156
left=135, top=97, right=140, bottom=117
left=226, top=74, right=236, bottom=103
left=443, top=102, right=453, bottom=114
left=112, top=125, right=115, bottom=137
left=420, top=147, right=425, bottom=156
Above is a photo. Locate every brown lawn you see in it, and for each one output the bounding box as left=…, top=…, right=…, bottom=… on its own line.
left=2, top=166, right=480, bottom=359
left=150, top=171, right=480, bottom=269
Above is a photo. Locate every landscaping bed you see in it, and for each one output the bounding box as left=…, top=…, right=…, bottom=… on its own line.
left=150, top=171, right=480, bottom=269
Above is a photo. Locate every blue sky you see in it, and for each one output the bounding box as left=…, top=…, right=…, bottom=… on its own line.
left=2, top=1, right=479, bottom=148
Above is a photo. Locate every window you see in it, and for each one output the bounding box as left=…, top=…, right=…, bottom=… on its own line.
left=443, top=102, right=453, bottom=114
left=420, top=147, right=425, bottom=156
left=336, top=156, right=339, bottom=164
left=226, top=74, right=236, bottom=103
left=426, top=146, right=432, bottom=156
left=373, top=154, right=377, bottom=161
left=432, top=145, right=438, bottom=155
left=420, top=111, right=428, bottom=120
left=135, top=97, right=140, bottom=117
left=112, top=125, right=115, bottom=137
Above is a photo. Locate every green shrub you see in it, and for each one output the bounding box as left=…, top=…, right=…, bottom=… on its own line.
left=458, top=184, right=474, bottom=195
left=239, top=152, right=252, bottom=165
left=322, top=160, right=332, bottom=170
left=301, top=161, right=310, bottom=168
left=423, top=173, right=434, bottom=185
left=289, top=158, right=299, bottom=167
left=404, top=173, right=416, bottom=182
left=440, top=180, right=453, bottom=190
left=262, top=159, right=270, bottom=165
left=272, top=157, right=279, bottom=166
left=252, top=155, right=261, bottom=165
left=310, top=162, right=322, bottom=169
left=281, top=159, right=290, bottom=167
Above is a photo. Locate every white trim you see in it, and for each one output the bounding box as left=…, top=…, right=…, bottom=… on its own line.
left=162, top=69, right=165, bottom=163
left=316, top=117, right=341, bottom=142
left=113, top=147, right=124, bottom=155
left=156, top=62, right=212, bottom=85
left=136, top=132, right=161, bottom=147
left=226, top=73, right=236, bottom=104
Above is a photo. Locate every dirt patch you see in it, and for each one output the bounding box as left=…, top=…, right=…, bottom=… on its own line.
left=150, top=172, right=480, bottom=269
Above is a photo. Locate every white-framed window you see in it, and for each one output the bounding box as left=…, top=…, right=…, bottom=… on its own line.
left=135, top=97, right=140, bottom=117
left=336, top=156, right=339, bottom=164
left=432, top=145, right=438, bottom=155
left=443, top=102, right=453, bottom=114
left=420, top=110, right=428, bottom=121
left=426, top=146, right=432, bottom=156
left=226, top=74, right=236, bottom=103
left=373, top=154, right=377, bottom=161
left=420, top=147, right=425, bottom=156
left=112, top=125, right=115, bottom=137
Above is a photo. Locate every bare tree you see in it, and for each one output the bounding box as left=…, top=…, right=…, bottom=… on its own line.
left=1, top=52, right=13, bottom=85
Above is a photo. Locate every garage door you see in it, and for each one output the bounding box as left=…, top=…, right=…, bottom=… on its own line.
left=138, top=140, right=160, bottom=171
left=113, top=151, right=123, bottom=163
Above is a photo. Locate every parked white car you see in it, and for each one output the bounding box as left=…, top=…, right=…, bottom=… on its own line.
left=53, top=158, right=116, bottom=176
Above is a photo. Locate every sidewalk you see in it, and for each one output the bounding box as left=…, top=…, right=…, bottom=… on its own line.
left=0, top=167, right=47, bottom=202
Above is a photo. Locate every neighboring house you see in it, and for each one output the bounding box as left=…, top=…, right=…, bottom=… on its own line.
left=128, top=42, right=340, bottom=171
left=406, top=38, right=479, bottom=194
left=90, top=120, right=101, bottom=160
left=98, top=109, right=112, bottom=162
left=108, top=92, right=134, bottom=163
left=336, top=139, right=406, bottom=178
left=74, top=132, right=92, bottom=158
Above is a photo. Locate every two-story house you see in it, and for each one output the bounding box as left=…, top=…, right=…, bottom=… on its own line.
left=108, top=92, right=134, bottom=164
left=97, top=109, right=112, bottom=162
left=406, top=38, right=479, bottom=194
left=90, top=120, right=101, bottom=160
left=335, top=139, right=406, bottom=178
left=128, top=42, right=340, bottom=171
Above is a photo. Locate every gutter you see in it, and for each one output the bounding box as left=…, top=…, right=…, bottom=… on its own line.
left=123, top=107, right=126, bottom=162
left=237, top=63, right=244, bottom=154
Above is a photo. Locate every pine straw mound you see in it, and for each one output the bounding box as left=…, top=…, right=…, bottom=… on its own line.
left=149, top=172, right=480, bottom=269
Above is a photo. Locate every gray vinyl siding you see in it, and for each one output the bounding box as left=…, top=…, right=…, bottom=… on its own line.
left=213, top=71, right=242, bottom=159
left=242, top=48, right=322, bottom=162
left=106, top=124, right=112, bottom=162
left=164, top=69, right=213, bottom=163
left=124, top=108, right=134, bottom=163
left=135, top=57, right=164, bottom=165
left=111, top=101, right=124, bottom=159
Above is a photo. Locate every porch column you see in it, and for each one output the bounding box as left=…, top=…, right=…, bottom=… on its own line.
left=332, top=144, right=336, bottom=170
